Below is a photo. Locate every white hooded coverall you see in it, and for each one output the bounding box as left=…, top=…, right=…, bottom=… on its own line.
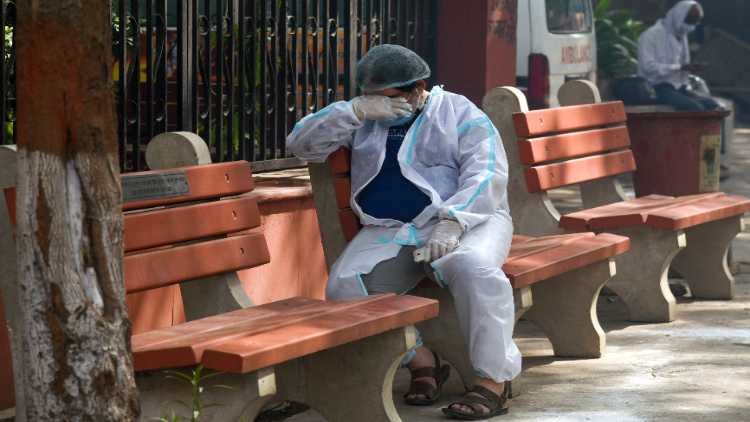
left=286, top=86, right=522, bottom=383
left=637, top=0, right=704, bottom=88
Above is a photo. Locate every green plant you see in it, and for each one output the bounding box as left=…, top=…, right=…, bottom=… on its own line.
left=595, top=0, right=646, bottom=78
left=110, top=1, right=139, bottom=59
left=153, top=365, right=235, bottom=422
left=4, top=24, right=13, bottom=143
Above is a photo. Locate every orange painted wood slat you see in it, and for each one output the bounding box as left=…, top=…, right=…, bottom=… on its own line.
left=524, top=150, right=636, bottom=193
left=503, top=233, right=630, bottom=288
left=518, top=126, right=631, bottom=165
left=328, top=148, right=351, bottom=175
left=559, top=193, right=725, bottom=231
left=132, top=295, right=410, bottom=371
left=200, top=294, right=438, bottom=373
left=338, top=208, right=362, bottom=241
left=511, top=235, right=533, bottom=244
left=124, top=233, right=269, bottom=294
left=134, top=297, right=347, bottom=351
left=506, top=233, right=595, bottom=261
left=512, top=101, right=626, bottom=137
left=560, top=194, right=679, bottom=230
left=333, top=176, right=352, bottom=210
left=122, top=161, right=254, bottom=211
left=646, top=194, right=750, bottom=230
left=124, top=197, right=261, bottom=252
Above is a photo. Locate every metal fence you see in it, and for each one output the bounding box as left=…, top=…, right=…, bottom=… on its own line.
left=0, top=0, right=436, bottom=172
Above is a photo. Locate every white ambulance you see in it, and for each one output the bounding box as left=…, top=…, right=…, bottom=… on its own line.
left=516, top=0, right=597, bottom=108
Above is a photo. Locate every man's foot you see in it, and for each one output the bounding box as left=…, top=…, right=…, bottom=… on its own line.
left=404, top=347, right=450, bottom=406
left=443, top=378, right=511, bottom=420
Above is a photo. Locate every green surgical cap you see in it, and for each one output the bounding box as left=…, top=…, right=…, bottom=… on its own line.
left=356, top=44, right=431, bottom=92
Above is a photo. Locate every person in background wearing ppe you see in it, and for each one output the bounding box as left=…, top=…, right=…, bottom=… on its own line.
left=287, top=44, right=520, bottom=420
left=637, top=0, right=720, bottom=111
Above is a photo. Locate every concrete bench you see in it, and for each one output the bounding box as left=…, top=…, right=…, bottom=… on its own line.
left=307, top=147, right=630, bottom=389
left=0, top=150, right=438, bottom=421
left=483, top=80, right=750, bottom=324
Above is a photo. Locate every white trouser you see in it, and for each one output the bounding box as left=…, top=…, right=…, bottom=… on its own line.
left=333, top=214, right=522, bottom=383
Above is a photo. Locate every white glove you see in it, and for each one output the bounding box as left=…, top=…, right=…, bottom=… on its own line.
left=351, top=95, right=412, bottom=122
left=413, top=219, right=464, bottom=263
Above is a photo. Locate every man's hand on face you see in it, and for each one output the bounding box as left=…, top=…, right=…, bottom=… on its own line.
left=351, top=95, right=413, bottom=122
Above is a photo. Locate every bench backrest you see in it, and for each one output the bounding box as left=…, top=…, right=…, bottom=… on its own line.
left=482, top=81, right=636, bottom=236
left=3, top=161, right=269, bottom=297
left=327, top=148, right=362, bottom=242
left=121, top=161, right=269, bottom=295
left=512, top=101, right=635, bottom=193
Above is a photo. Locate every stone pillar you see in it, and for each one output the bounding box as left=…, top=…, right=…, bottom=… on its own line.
left=145, top=131, right=212, bottom=169
left=436, top=0, right=518, bottom=105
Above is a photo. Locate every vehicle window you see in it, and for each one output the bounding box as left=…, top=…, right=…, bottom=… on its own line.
left=546, top=0, right=593, bottom=33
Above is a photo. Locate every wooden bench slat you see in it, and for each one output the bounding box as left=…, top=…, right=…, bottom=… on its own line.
left=133, top=296, right=402, bottom=371
left=560, top=194, right=679, bottom=230
left=506, top=233, right=595, bottom=262
left=329, top=148, right=351, bottom=175
left=510, top=235, right=533, bottom=244
left=124, top=196, right=261, bottom=252
left=647, top=194, right=750, bottom=230
left=339, top=208, right=362, bottom=241
left=518, top=126, right=631, bottom=165
left=124, top=233, right=269, bottom=294
left=504, top=233, right=630, bottom=288
left=200, top=294, right=438, bottom=373
left=559, top=193, right=726, bottom=231
left=334, top=176, right=352, bottom=210
left=132, top=297, right=323, bottom=351
left=512, top=101, right=626, bottom=137
left=122, top=161, right=254, bottom=211
left=525, top=150, right=636, bottom=193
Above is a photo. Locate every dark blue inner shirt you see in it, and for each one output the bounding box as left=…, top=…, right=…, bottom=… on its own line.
left=356, top=113, right=431, bottom=222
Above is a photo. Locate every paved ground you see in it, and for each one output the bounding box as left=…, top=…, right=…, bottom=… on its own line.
left=279, top=130, right=750, bottom=421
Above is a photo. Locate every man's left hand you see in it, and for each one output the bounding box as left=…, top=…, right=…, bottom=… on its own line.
left=414, top=219, right=463, bottom=263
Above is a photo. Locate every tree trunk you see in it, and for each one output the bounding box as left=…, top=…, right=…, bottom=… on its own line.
left=15, top=1, right=139, bottom=420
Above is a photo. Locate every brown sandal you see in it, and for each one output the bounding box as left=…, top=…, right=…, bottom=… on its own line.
left=404, top=351, right=451, bottom=406
left=442, top=381, right=511, bottom=420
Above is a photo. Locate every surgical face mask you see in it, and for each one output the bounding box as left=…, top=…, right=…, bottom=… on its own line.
left=677, top=23, right=697, bottom=35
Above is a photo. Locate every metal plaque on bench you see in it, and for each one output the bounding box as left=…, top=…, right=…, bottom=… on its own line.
left=122, top=171, right=190, bottom=202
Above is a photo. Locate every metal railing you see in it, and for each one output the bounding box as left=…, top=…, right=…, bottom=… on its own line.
left=0, top=1, right=435, bottom=172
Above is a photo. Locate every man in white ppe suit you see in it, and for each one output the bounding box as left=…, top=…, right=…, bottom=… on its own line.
left=637, top=0, right=719, bottom=111
left=287, top=44, right=520, bottom=419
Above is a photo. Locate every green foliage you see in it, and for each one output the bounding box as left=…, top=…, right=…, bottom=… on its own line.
left=4, top=25, right=12, bottom=142
left=110, top=1, right=138, bottom=58
left=152, top=365, right=236, bottom=422
left=595, top=0, right=646, bottom=78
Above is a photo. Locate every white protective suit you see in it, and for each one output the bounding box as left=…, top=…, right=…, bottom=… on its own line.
left=286, top=86, right=522, bottom=382
left=638, top=1, right=703, bottom=88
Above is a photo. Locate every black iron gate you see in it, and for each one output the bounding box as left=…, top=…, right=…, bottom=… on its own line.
left=113, top=0, right=434, bottom=171
left=1, top=0, right=436, bottom=172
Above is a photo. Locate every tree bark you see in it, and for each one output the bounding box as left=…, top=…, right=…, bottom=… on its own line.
left=15, top=1, right=139, bottom=420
